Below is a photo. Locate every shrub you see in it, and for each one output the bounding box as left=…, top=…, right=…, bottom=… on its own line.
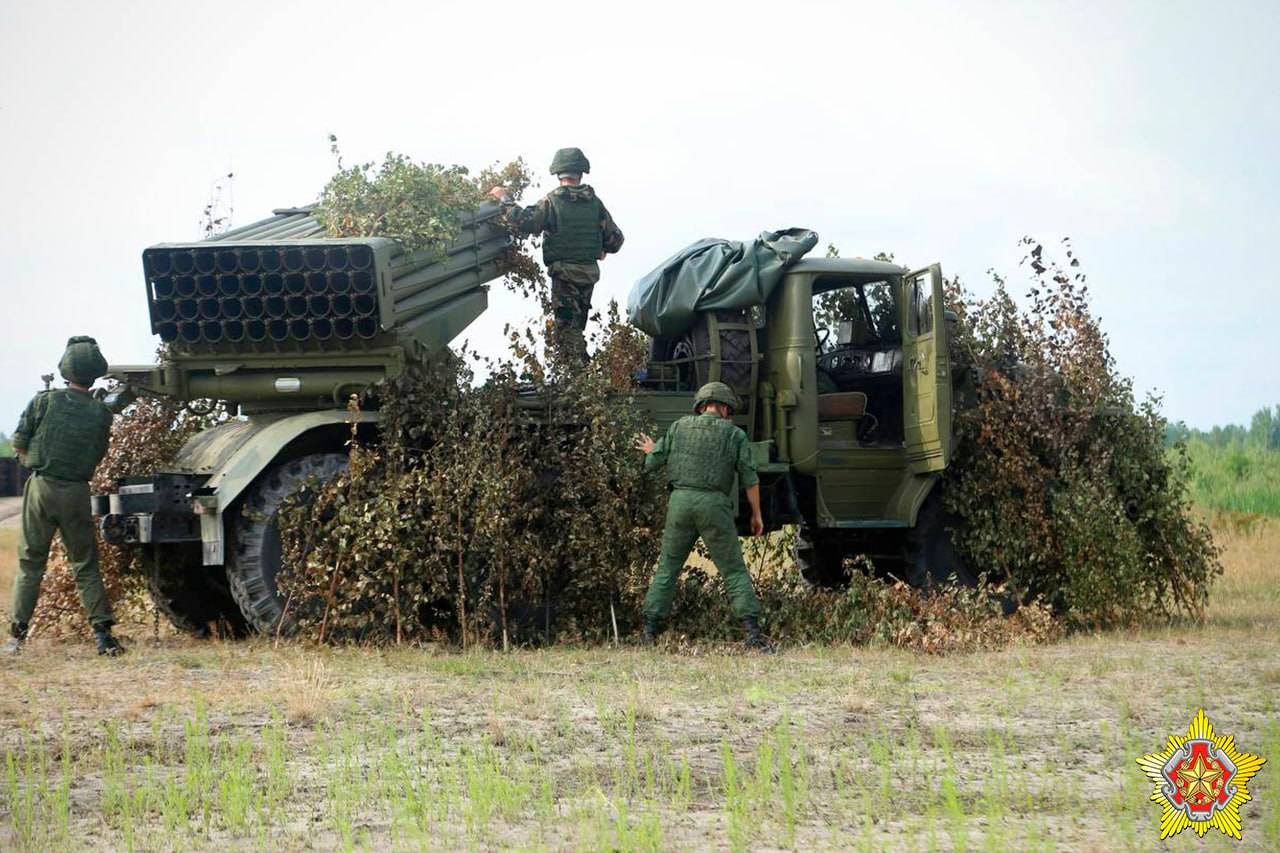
left=942, top=239, right=1221, bottom=627
left=314, top=140, right=545, bottom=308
left=277, top=311, right=667, bottom=647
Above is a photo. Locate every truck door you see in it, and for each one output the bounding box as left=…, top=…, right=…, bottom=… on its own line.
left=901, top=265, right=952, bottom=473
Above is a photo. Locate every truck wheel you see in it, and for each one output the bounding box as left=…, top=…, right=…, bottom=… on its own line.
left=903, top=493, right=975, bottom=588
left=143, top=544, right=248, bottom=638
left=226, top=453, right=348, bottom=634
left=793, top=527, right=848, bottom=588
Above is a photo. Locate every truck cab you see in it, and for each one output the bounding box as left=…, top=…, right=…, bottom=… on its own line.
left=637, top=258, right=964, bottom=586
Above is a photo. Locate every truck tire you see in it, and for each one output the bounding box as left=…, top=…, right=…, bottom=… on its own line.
left=143, top=544, right=248, bottom=638
left=226, top=453, right=348, bottom=634
left=688, top=315, right=754, bottom=392
left=903, top=492, right=975, bottom=588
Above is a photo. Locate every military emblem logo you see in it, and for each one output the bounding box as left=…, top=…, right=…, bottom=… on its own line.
left=1136, top=708, right=1266, bottom=840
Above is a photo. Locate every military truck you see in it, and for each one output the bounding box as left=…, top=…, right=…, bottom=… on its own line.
left=94, top=204, right=967, bottom=636
left=633, top=258, right=968, bottom=590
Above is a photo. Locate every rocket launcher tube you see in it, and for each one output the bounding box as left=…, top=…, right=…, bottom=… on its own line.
left=245, top=320, right=267, bottom=342
left=386, top=239, right=509, bottom=305
left=391, top=260, right=502, bottom=326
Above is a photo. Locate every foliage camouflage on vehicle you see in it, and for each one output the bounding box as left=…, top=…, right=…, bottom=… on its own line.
left=314, top=140, right=546, bottom=310
left=276, top=308, right=667, bottom=646
left=78, top=144, right=1222, bottom=644
left=940, top=239, right=1220, bottom=627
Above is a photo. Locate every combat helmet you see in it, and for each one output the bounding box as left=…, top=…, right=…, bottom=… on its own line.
left=549, top=147, right=590, bottom=175
left=693, top=381, right=739, bottom=414
left=58, top=335, right=108, bottom=386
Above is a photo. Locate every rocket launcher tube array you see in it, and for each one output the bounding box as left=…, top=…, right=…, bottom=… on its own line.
left=140, top=202, right=509, bottom=368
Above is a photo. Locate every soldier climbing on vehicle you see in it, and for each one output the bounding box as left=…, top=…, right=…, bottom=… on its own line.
left=490, top=147, right=624, bottom=364
left=634, top=381, right=771, bottom=650
left=5, top=336, right=124, bottom=656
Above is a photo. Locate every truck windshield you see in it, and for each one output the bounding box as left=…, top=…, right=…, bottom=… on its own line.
left=813, top=281, right=900, bottom=350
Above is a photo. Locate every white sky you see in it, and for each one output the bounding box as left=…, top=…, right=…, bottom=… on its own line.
left=1, top=0, right=1276, bottom=431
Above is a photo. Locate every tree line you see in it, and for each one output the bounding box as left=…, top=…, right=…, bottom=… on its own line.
left=1165, top=405, right=1280, bottom=451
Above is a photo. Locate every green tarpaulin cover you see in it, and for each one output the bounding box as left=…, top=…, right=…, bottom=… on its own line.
left=626, top=228, right=819, bottom=338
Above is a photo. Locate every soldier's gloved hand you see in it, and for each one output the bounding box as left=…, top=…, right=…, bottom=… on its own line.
left=751, top=514, right=764, bottom=537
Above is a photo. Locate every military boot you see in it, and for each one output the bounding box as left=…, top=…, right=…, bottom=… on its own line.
left=2, top=623, right=27, bottom=656
left=641, top=617, right=663, bottom=646
left=94, top=627, right=125, bottom=657
left=742, top=616, right=774, bottom=653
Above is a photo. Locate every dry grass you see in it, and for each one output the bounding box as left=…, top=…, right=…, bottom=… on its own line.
left=0, top=516, right=1275, bottom=850
left=1210, top=513, right=1280, bottom=626
left=280, top=657, right=335, bottom=727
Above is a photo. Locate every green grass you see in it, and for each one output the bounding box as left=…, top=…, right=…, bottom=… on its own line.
left=1181, top=440, right=1280, bottom=515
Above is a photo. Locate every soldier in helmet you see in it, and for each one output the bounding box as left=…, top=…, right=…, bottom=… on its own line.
left=633, top=381, right=770, bottom=650
left=4, top=336, right=123, bottom=656
left=489, top=147, right=624, bottom=363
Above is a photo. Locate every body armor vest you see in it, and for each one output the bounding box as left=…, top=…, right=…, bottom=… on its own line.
left=542, top=188, right=604, bottom=265
left=665, top=415, right=739, bottom=495
left=23, top=390, right=112, bottom=482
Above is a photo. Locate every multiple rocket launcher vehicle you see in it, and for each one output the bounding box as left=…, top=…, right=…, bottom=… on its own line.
left=94, top=201, right=966, bottom=635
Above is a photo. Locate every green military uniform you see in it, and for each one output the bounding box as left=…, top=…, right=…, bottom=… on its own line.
left=502, top=148, right=624, bottom=362
left=642, top=408, right=762, bottom=624
left=8, top=337, right=117, bottom=648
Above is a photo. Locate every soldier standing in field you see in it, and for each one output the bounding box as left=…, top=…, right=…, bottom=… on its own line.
left=4, top=336, right=123, bottom=656
left=633, top=382, right=770, bottom=650
left=489, top=147, right=624, bottom=363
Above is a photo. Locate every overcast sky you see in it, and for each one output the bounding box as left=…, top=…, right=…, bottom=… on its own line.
left=1, top=0, right=1276, bottom=431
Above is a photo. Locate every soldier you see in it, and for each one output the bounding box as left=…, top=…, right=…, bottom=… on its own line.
left=633, top=382, right=770, bottom=650
left=489, top=147, right=624, bottom=363
left=4, top=336, right=123, bottom=656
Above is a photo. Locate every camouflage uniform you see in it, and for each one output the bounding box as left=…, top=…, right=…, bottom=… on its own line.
left=7, top=337, right=118, bottom=651
left=642, top=412, right=762, bottom=624
left=502, top=161, right=624, bottom=362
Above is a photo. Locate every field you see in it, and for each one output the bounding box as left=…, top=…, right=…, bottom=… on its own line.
left=1182, top=441, right=1280, bottom=516
left=0, top=513, right=1277, bottom=851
